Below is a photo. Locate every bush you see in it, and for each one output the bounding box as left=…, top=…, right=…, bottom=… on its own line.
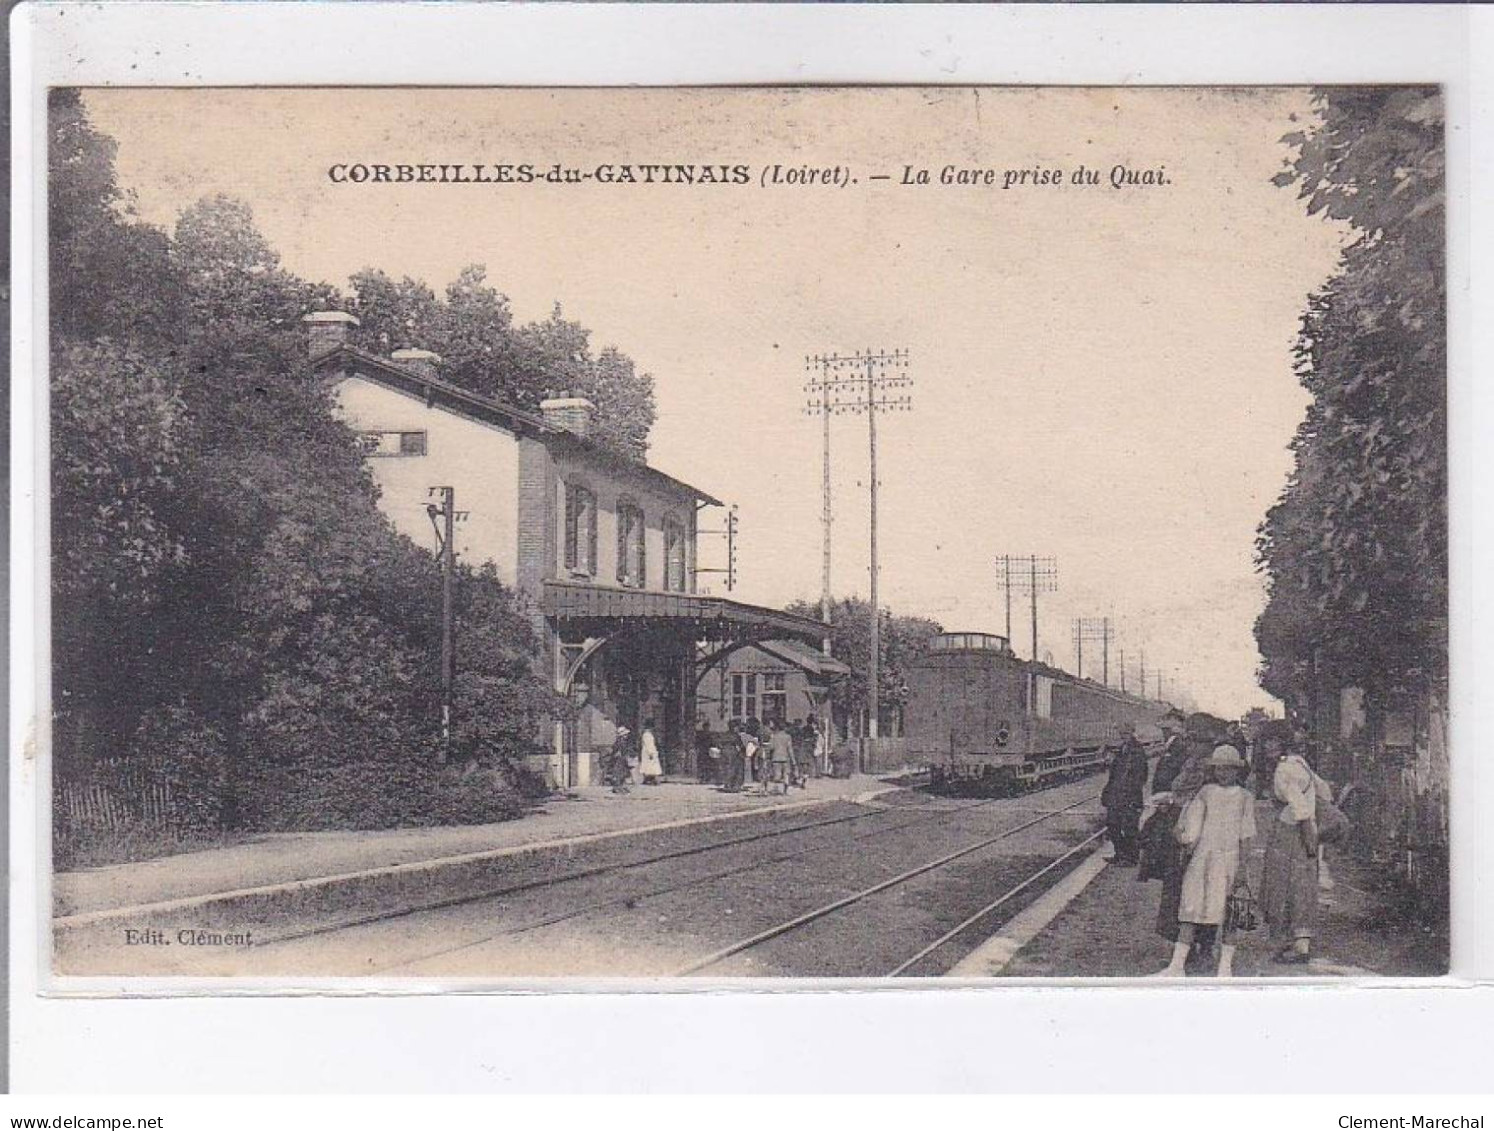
left=128, top=706, right=229, bottom=832
left=234, top=758, right=537, bottom=832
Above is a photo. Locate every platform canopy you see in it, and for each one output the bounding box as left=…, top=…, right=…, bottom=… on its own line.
left=541, top=579, right=827, bottom=647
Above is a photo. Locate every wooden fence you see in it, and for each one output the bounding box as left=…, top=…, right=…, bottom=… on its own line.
left=57, top=764, right=175, bottom=831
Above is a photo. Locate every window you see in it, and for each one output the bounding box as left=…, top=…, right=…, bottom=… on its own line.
left=616, top=501, right=646, bottom=588
left=359, top=430, right=427, bottom=457
left=731, top=673, right=758, bottom=723
left=564, top=484, right=597, bottom=575
left=761, top=673, right=788, bottom=724
left=663, top=516, right=687, bottom=593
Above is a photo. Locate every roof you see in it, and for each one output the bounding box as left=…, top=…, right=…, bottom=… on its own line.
left=755, top=639, right=852, bottom=679
left=314, top=343, right=723, bottom=507
left=541, top=580, right=828, bottom=645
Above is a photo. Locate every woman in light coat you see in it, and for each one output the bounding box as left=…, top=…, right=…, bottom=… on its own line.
left=638, top=719, right=664, bottom=785
left=1156, top=746, right=1256, bottom=977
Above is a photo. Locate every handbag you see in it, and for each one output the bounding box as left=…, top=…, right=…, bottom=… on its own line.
left=1312, top=771, right=1351, bottom=845
left=1224, top=876, right=1260, bottom=933
left=1174, top=793, right=1206, bottom=848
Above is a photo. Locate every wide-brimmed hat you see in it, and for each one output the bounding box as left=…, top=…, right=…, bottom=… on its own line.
left=1208, top=744, right=1245, bottom=768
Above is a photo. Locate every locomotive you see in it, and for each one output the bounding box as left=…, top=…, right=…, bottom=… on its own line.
left=905, top=631, right=1168, bottom=794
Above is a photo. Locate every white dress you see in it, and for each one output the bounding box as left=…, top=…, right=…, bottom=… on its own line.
left=1176, top=783, right=1256, bottom=926
left=638, top=730, right=664, bottom=777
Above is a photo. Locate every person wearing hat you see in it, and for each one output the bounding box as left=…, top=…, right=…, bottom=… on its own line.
left=1101, top=723, right=1150, bottom=866
left=1155, top=744, right=1256, bottom=977
left=607, top=726, right=634, bottom=794
left=1147, top=722, right=1221, bottom=966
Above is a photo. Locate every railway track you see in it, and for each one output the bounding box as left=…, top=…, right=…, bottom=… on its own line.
left=675, top=791, right=1105, bottom=978
left=247, top=784, right=1028, bottom=957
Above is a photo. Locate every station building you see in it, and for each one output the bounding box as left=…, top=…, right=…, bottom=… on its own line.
left=704, top=640, right=850, bottom=731
left=305, top=311, right=827, bottom=787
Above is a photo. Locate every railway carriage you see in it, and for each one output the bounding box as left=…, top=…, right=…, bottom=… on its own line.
left=906, top=631, right=1166, bottom=794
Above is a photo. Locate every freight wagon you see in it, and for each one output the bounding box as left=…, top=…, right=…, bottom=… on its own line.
left=905, top=631, right=1167, bottom=794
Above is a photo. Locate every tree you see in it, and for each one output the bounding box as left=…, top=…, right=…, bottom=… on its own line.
left=49, top=95, right=556, bottom=847
left=50, top=340, right=186, bottom=773
left=1256, top=88, right=1445, bottom=707
left=346, top=274, right=659, bottom=461
left=48, top=89, right=180, bottom=345
left=783, top=597, right=943, bottom=733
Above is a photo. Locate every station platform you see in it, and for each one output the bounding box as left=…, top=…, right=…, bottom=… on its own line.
left=973, top=803, right=1448, bottom=979
left=54, top=774, right=899, bottom=922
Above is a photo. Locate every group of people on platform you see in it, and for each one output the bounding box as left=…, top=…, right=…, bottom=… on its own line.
left=1101, top=715, right=1340, bottom=976
left=706, top=716, right=834, bottom=795
left=601, top=715, right=840, bottom=796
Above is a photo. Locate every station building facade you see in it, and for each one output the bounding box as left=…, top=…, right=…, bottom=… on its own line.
left=704, top=640, right=849, bottom=732
left=306, top=311, right=826, bottom=786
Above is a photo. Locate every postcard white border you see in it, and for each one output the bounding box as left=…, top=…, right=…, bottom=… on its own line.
left=10, top=1, right=1492, bottom=1092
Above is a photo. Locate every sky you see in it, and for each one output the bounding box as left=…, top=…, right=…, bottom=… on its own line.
left=82, top=86, right=1348, bottom=718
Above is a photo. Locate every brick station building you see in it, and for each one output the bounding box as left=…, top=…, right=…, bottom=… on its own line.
left=306, top=311, right=827, bottom=787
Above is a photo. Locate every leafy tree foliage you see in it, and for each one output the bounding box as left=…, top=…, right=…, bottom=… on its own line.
left=49, top=94, right=559, bottom=848
left=783, top=597, right=943, bottom=733
left=1255, top=88, right=1445, bottom=705
left=346, top=272, right=657, bottom=460
left=48, top=90, right=179, bottom=345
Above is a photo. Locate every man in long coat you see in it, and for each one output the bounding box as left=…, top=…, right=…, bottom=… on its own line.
left=719, top=721, right=746, bottom=793
left=1101, top=725, right=1150, bottom=866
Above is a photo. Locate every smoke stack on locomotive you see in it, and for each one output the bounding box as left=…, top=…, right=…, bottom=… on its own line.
left=905, top=631, right=1167, bottom=795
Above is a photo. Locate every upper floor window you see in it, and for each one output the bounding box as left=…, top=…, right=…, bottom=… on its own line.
left=616, top=500, right=646, bottom=588
left=663, top=516, right=687, bottom=593
left=359, top=430, right=427, bottom=457
left=564, top=484, right=597, bottom=576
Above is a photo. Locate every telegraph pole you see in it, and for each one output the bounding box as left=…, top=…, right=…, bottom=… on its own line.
left=805, top=348, right=912, bottom=738
left=427, top=486, right=460, bottom=762
left=1000, top=555, right=1059, bottom=663
left=804, top=356, right=838, bottom=654
left=1002, top=555, right=1013, bottom=644
left=1073, top=617, right=1114, bottom=684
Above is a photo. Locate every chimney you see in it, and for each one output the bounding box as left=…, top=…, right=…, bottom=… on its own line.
left=391, top=348, right=443, bottom=381
left=302, top=310, right=360, bottom=357
left=540, top=395, right=598, bottom=440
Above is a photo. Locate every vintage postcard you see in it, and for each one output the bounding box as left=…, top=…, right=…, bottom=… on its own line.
left=44, top=84, right=1448, bottom=983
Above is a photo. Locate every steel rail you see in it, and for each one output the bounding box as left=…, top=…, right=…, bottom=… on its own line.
left=362, top=790, right=1032, bottom=974
left=249, top=780, right=1027, bottom=954
left=244, top=801, right=889, bottom=950
left=673, top=790, right=1102, bottom=976
left=885, top=828, right=1107, bottom=977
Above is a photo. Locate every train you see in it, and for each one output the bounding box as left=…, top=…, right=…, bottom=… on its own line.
left=905, top=631, right=1170, bottom=795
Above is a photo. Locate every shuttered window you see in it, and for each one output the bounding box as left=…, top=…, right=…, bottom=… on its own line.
left=663, top=516, right=687, bottom=592
left=617, top=501, right=646, bottom=588
left=564, top=484, right=597, bottom=575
